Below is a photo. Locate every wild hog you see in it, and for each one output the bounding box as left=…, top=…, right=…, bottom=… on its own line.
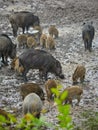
left=15, top=49, right=64, bottom=81
left=60, top=86, right=83, bottom=106
left=72, top=65, right=86, bottom=85
left=33, top=25, right=42, bottom=41
left=20, top=82, right=44, bottom=100
left=0, top=34, right=16, bottom=65
left=9, top=11, right=40, bottom=37
left=23, top=93, right=43, bottom=118
left=33, top=25, right=42, bottom=35
left=46, top=35, right=55, bottom=50
left=27, top=36, right=37, bottom=48
left=10, top=56, right=24, bottom=73
left=82, top=22, right=95, bottom=52
left=10, top=56, right=18, bottom=70
left=48, top=25, right=59, bottom=38
left=40, top=34, right=47, bottom=48
left=45, top=79, right=58, bottom=101
left=17, top=34, right=28, bottom=48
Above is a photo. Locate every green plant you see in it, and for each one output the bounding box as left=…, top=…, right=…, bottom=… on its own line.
left=0, top=113, right=17, bottom=130
left=80, top=110, right=98, bottom=130
left=51, top=84, right=73, bottom=130
left=16, top=113, right=53, bottom=130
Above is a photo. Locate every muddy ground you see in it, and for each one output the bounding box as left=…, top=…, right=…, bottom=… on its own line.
left=0, top=0, right=98, bottom=129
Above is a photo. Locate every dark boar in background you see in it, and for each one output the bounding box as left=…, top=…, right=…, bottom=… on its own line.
left=20, top=82, right=45, bottom=100
left=82, top=22, right=95, bottom=52
left=9, top=11, right=40, bottom=37
left=17, top=49, right=64, bottom=81
left=0, top=34, right=16, bottom=65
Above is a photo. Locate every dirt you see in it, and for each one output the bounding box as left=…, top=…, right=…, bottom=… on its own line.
left=0, top=0, right=98, bottom=129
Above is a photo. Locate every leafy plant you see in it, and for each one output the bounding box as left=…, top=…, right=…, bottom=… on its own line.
left=52, top=85, right=73, bottom=130
left=16, top=113, right=53, bottom=130
left=80, top=110, right=98, bottom=130
left=0, top=113, right=17, bottom=130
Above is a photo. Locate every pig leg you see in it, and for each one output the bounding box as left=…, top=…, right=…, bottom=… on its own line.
left=87, top=40, right=89, bottom=50
left=80, top=75, right=85, bottom=83
left=39, top=68, right=48, bottom=80
left=68, top=98, right=73, bottom=106
left=1, top=54, right=5, bottom=64
left=1, top=54, right=8, bottom=65
left=73, top=78, right=78, bottom=85
left=47, top=91, right=52, bottom=102
left=25, top=26, right=29, bottom=33
left=39, top=70, right=44, bottom=79
left=63, top=99, right=68, bottom=105
left=76, top=96, right=80, bottom=106
left=4, top=54, right=9, bottom=65
left=88, top=40, right=92, bottom=52
left=22, top=26, right=25, bottom=34
left=22, top=70, right=28, bottom=82
left=43, top=70, right=48, bottom=80
left=84, top=40, right=87, bottom=51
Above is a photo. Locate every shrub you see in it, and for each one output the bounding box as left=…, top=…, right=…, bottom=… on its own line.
left=81, top=110, right=98, bottom=130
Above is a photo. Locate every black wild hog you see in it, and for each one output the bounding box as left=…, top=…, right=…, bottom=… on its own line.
left=9, top=11, right=40, bottom=37
left=0, top=34, right=16, bottom=65
left=23, top=93, right=43, bottom=118
left=20, top=82, right=45, bottom=100
left=82, top=22, right=95, bottom=52
left=16, top=49, right=64, bottom=81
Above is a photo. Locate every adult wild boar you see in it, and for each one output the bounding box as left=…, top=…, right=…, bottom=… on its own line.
left=9, top=11, right=40, bottom=37
left=0, top=34, right=16, bottom=65
left=17, top=49, right=64, bottom=81
left=82, top=22, right=95, bottom=52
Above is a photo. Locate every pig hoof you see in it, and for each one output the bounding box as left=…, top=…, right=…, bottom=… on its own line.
left=73, top=82, right=78, bottom=85
left=59, top=74, right=64, bottom=79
